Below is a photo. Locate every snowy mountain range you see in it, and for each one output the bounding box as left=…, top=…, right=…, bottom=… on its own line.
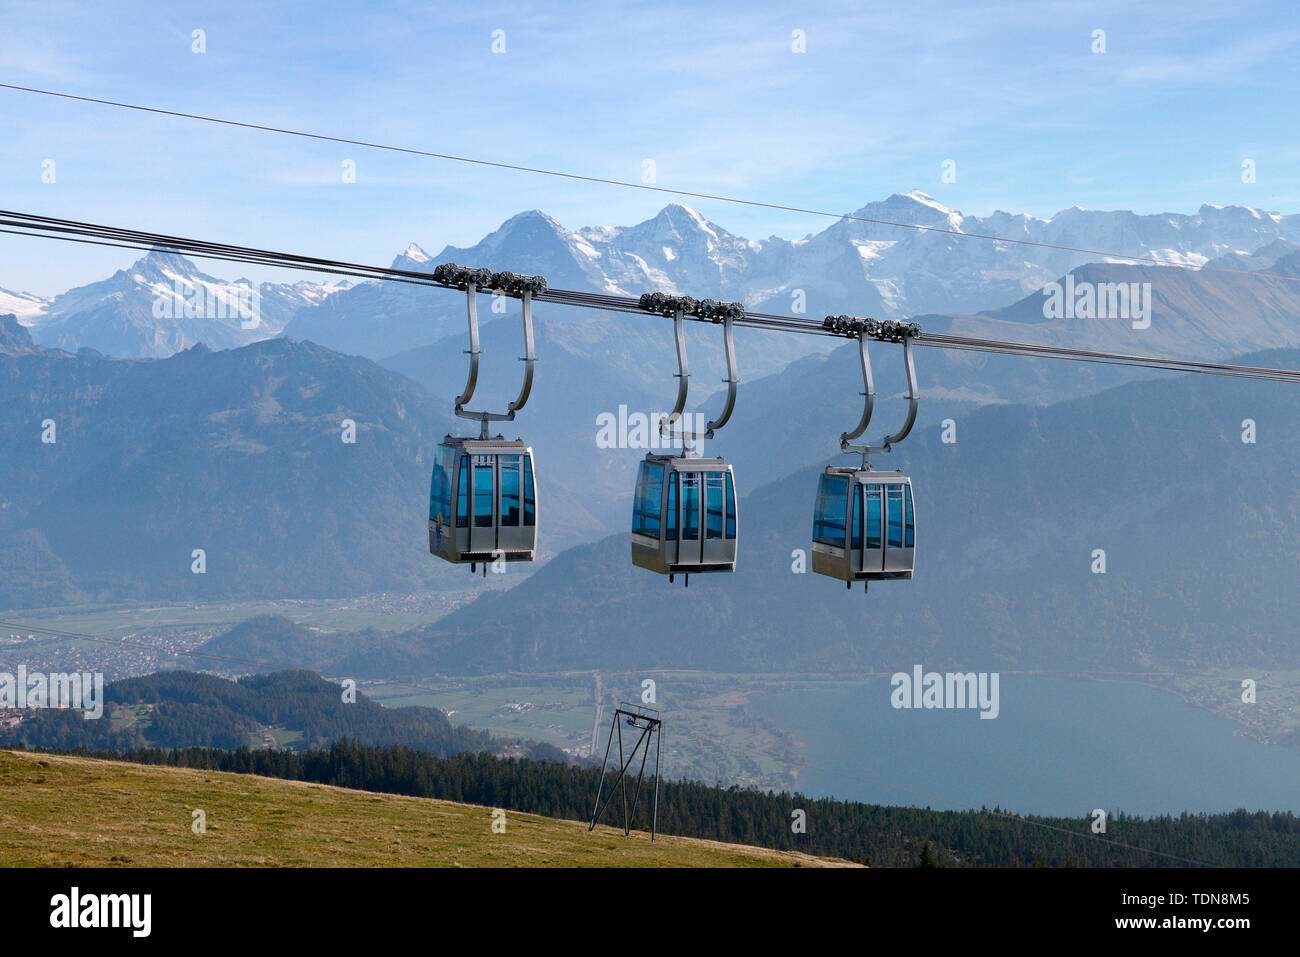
left=282, top=192, right=1300, bottom=360
left=5, top=192, right=1300, bottom=365
left=17, top=250, right=350, bottom=358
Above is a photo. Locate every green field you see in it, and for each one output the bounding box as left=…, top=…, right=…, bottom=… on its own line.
left=372, top=681, right=596, bottom=749
left=244, top=727, right=305, bottom=750
left=0, top=750, right=850, bottom=868
left=367, top=672, right=807, bottom=788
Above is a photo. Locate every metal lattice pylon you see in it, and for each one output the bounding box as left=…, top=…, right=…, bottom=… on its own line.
left=588, top=702, right=663, bottom=842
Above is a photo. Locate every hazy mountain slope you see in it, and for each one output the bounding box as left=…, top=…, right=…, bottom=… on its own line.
left=0, top=323, right=594, bottom=607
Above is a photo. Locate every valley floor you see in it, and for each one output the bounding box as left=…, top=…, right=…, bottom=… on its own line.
left=6, top=596, right=1298, bottom=794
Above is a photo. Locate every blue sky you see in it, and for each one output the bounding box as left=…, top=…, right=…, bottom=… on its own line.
left=2, top=0, right=1298, bottom=293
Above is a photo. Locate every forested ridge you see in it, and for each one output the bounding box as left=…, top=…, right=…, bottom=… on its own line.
left=0, top=670, right=561, bottom=761
left=28, top=740, right=1300, bottom=867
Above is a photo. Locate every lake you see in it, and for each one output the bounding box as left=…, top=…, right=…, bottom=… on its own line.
left=747, top=676, right=1300, bottom=817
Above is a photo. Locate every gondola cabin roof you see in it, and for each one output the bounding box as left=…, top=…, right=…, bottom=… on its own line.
left=441, top=435, right=531, bottom=454
left=642, top=452, right=731, bottom=471
left=825, top=466, right=910, bottom=481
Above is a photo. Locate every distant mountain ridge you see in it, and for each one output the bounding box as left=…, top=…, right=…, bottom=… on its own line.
left=284, top=193, right=1300, bottom=359
left=26, top=248, right=350, bottom=358
left=8, top=194, right=1299, bottom=369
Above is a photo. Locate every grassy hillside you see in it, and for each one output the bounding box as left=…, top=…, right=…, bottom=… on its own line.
left=0, top=750, right=848, bottom=868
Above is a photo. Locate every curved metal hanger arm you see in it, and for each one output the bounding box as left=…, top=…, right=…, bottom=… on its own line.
left=832, top=318, right=921, bottom=467
left=506, top=289, right=536, bottom=413
left=839, top=332, right=876, bottom=446
left=435, top=263, right=544, bottom=438
left=704, top=312, right=739, bottom=437
left=454, top=282, right=482, bottom=410
left=641, top=295, right=744, bottom=453
left=878, top=335, right=918, bottom=449
left=659, top=307, right=691, bottom=430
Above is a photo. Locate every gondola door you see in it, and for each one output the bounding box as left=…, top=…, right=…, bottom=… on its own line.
left=700, top=472, right=728, bottom=566
left=663, top=470, right=678, bottom=567
left=679, top=472, right=701, bottom=565
left=858, top=482, right=884, bottom=576
left=469, top=453, right=498, bottom=555
left=882, top=482, right=913, bottom=574
left=496, top=454, right=525, bottom=554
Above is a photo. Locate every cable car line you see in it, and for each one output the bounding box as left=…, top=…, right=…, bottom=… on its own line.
left=426, top=265, right=542, bottom=571
left=9, top=207, right=1287, bottom=386
left=5, top=81, right=1300, bottom=286
left=2, top=208, right=1300, bottom=382
left=810, top=322, right=920, bottom=592
left=5, top=209, right=1300, bottom=385
left=630, top=296, right=743, bottom=583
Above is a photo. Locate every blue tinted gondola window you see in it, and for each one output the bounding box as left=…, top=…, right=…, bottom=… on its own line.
left=887, top=485, right=904, bottom=548
left=681, top=474, right=700, bottom=540
left=666, top=472, right=677, bottom=541
left=813, top=475, right=849, bottom=548
left=500, top=456, right=521, bottom=527
left=705, top=474, right=724, bottom=539
left=631, top=465, right=643, bottom=531
left=725, top=472, right=736, bottom=538
left=865, top=486, right=881, bottom=549
left=905, top=484, right=914, bottom=547
left=430, top=445, right=451, bottom=524
left=474, top=458, right=494, bottom=528
left=633, top=462, right=664, bottom=538
left=851, top=485, right=862, bottom=550
left=456, top=457, right=469, bottom=527
left=523, top=454, right=535, bottom=526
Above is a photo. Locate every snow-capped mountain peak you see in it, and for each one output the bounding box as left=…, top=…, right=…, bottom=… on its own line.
left=21, top=248, right=351, bottom=358
left=0, top=286, right=51, bottom=326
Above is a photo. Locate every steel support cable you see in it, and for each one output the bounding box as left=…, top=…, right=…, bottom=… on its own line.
left=917, top=339, right=1300, bottom=382
left=0, top=211, right=440, bottom=285
left=919, top=333, right=1300, bottom=381
left=4, top=209, right=1300, bottom=383
left=0, top=225, right=455, bottom=293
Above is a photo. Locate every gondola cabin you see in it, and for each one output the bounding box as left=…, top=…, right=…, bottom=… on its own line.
left=429, top=437, right=536, bottom=566
left=631, top=453, right=737, bottom=578
left=811, top=468, right=914, bottom=585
